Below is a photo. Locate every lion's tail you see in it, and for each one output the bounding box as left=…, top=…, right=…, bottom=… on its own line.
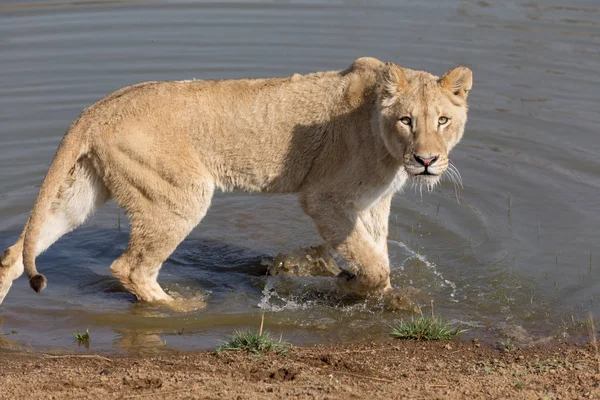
left=22, top=122, right=88, bottom=293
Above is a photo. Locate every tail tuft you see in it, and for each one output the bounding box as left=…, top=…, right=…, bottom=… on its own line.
left=29, top=274, right=47, bottom=293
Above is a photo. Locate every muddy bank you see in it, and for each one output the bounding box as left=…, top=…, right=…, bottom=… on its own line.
left=1, top=340, right=599, bottom=399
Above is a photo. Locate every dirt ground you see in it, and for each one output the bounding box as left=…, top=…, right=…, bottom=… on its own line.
left=1, top=340, right=600, bottom=399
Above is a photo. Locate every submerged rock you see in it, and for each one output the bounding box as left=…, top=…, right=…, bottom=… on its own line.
left=495, top=322, right=555, bottom=347
left=382, top=286, right=426, bottom=313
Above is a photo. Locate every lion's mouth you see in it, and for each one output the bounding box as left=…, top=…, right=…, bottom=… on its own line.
left=414, top=167, right=440, bottom=177
left=405, top=162, right=443, bottom=181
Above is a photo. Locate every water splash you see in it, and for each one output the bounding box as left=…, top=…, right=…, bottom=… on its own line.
left=257, top=240, right=459, bottom=311
left=257, top=276, right=383, bottom=314
left=389, top=240, right=458, bottom=302
left=257, top=277, right=308, bottom=312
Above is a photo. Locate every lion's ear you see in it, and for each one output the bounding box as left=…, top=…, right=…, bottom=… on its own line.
left=377, top=62, right=408, bottom=105
left=439, top=66, right=472, bottom=99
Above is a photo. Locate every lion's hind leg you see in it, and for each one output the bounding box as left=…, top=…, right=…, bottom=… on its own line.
left=0, top=157, right=109, bottom=303
left=0, top=241, right=25, bottom=303
left=109, top=183, right=213, bottom=303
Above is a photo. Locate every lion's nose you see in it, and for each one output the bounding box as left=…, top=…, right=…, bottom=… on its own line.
left=414, top=154, right=439, bottom=167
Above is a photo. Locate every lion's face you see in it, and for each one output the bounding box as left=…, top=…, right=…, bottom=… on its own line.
left=375, top=63, right=472, bottom=189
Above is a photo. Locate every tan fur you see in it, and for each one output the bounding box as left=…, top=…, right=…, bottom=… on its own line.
left=0, top=57, right=472, bottom=304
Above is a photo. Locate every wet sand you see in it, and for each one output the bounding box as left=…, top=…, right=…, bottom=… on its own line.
left=1, top=340, right=599, bottom=399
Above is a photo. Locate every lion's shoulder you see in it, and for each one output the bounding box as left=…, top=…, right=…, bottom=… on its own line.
left=343, top=57, right=385, bottom=75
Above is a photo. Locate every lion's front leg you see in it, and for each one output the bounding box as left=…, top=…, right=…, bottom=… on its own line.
left=360, top=193, right=392, bottom=255
left=360, top=194, right=426, bottom=310
left=358, top=193, right=393, bottom=291
left=300, top=193, right=391, bottom=296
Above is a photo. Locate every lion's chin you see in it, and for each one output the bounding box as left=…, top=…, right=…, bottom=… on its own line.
left=408, top=173, right=441, bottom=189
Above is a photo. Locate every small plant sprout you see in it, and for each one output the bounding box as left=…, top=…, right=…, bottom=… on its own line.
left=217, top=314, right=291, bottom=355
left=73, top=328, right=90, bottom=347
left=390, top=301, right=465, bottom=341
left=513, top=381, right=525, bottom=389
left=496, top=338, right=514, bottom=352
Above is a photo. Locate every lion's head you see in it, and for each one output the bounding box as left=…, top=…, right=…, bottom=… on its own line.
left=375, top=62, right=472, bottom=189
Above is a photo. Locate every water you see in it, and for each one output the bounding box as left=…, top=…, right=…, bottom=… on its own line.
left=0, top=0, right=599, bottom=353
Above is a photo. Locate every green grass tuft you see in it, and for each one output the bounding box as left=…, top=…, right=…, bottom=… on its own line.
left=390, top=316, right=465, bottom=341
left=217, top=329, right=291, bottom=355
left=73, top=328, right=90, bottom=346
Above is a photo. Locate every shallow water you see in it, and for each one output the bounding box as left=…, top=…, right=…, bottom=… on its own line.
left=0, top=0, right=599, bottom=354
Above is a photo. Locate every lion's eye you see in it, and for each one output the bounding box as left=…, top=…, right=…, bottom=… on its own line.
left=399, top=117, right=412, bottom=126
left=438, top=116, right=449, bottom=125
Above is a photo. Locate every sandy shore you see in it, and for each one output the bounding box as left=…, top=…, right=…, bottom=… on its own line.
left=1, top=340, right=599, bottom=399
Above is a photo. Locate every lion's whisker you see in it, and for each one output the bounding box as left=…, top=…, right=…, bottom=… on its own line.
left=444, top=161, right=462, bottom=203
left=448, top=161, right=463, bottom=188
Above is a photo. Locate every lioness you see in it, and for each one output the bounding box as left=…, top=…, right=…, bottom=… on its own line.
left=0, top=57, right=472, bottom=305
